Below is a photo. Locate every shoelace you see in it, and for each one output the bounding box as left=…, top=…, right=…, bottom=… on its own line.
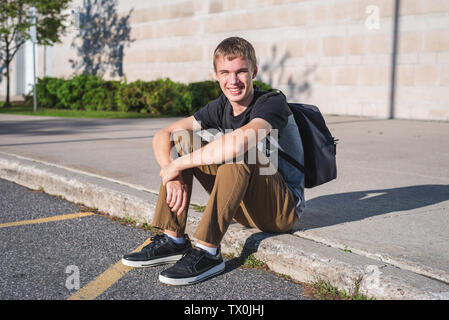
left=177, top=247, right=204, bottom=266
left=141, top=234, right=167, bottom=253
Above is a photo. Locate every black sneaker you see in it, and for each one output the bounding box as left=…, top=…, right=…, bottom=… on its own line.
left=121, top=233, right=191, bottom=268
left=158, top=246, right=225, bottom=285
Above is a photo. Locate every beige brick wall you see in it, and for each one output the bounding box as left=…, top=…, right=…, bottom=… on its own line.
left=394, top=0, right=449, bottom=120
left=4, top=0, right=448, bottom=121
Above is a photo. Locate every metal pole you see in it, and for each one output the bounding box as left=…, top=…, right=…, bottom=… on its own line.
left=389, top=0, right=400, bottom=119
left=32, top=42, right=37, bottom=112
left=30, top=7, right=37, bottom=112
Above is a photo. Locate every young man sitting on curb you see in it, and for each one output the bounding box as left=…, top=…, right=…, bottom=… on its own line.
left=122, top=36, right=305, bottom=285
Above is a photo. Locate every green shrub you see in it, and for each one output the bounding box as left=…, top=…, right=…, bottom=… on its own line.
left=187, top=80, right=221, bottom=113
left=253, top=79, right=272, bottom=91
left=46, top=77, right=66, bottom=108
left=116, top=79, right=151, bottom=113
left=144, top=78, right=190, bottom=116
left=27, top=77, right=55, bottom=107
left=101, top=80, right=121, bottom=111
left=28, top=75, right=272, bottom=115
left=25, top=77, right=63, bottom=108
left=82, top=80, right=120, bottom=111
left=55, top=75, right=82, bottom=109
left=56, top=74, right=103, bottom=110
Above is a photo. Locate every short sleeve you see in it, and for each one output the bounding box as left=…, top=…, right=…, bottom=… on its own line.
left=193, top=95, right=225, bottom=130
left=250, top=94, right=291, bottom=129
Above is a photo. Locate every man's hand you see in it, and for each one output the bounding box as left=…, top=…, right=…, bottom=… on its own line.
left=165, top=176, right=188, bottom=216
left=160, top=162, right=181, bottom=186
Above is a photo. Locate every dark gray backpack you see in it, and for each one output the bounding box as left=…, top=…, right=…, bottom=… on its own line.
left=261, top=90, right=338, bottom=188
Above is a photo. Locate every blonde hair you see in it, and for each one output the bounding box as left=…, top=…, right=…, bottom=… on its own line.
left=213, top=37, right=257, bottom=71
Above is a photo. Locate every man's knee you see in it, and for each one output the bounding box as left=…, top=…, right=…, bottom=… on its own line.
left=172, top=130, right=203, bottom=156
left=216, top=162, right=254, bottom=178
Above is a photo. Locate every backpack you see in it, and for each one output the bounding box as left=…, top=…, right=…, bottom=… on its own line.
left=260, top=90, right=338, bottom=188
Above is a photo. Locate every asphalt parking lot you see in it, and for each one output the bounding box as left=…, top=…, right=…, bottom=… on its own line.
left=0, top=178, right=310, bottom=302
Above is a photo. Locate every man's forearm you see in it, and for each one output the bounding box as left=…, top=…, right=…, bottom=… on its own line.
left=172, top=128, right=258, bottom=172
left=152, top=129, right=173, bottom=168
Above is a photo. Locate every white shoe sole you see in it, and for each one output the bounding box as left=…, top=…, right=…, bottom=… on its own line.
left=121, top=254, right=183, bottom=268
left=158, top=261, right=226, bottom=286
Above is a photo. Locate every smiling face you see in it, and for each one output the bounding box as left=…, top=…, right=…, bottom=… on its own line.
left=214, top=55, right=258, bottom=109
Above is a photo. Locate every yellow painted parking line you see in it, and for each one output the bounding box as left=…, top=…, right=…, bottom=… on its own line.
left=67, top=236, right=153, bottom=300
left=0, top=212, right=95, bottom=228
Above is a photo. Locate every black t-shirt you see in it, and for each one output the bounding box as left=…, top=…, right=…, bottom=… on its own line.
left=193, top=86, right=292, bottom=132
left=193, top=86, right=306, bottom=214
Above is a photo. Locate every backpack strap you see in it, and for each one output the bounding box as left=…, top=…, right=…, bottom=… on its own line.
left=260, top=90, right=307, bottom=175
left=224, top=88, right=307, bottom=174
left=278, top=149, right=306, bottom=174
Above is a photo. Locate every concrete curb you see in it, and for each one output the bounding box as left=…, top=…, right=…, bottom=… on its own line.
left=1, top=154, right=448, bottom=300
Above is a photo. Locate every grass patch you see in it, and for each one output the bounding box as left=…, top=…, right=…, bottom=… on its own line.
left=224, top=251, right=267, bottom=269
left=223, top=247, right=375, bottom=300
left=0, top=103, right=174, bottom=119
left=111, top=214, right=161, bottom=233
left=241, top=253, right=267, bottom=269
left=343, top=246, right=352, bottom=253
left=274, top=272, right=293, bottom=281
left=190, top=203, right=206, bottom=213
left=308, top=278, right=374, bottom=300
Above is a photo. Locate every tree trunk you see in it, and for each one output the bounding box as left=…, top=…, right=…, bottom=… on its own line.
left=4, top=42, right=11, bottom=108
left=5, top=64, right=11, bottom=108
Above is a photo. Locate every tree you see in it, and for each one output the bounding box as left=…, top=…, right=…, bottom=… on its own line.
left=0, top=0, right=71, bottom=108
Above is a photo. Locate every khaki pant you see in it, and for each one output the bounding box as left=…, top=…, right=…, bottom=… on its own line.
left=151, top=131, right=298, bottom=246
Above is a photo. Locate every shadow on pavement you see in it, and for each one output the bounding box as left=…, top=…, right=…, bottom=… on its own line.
left=298, top=184, right=449, bottom=230
left=221, top=184, right=449, bottom=272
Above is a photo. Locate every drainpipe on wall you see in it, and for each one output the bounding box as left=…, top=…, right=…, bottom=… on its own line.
left=389, top=0, right=400, bottom=119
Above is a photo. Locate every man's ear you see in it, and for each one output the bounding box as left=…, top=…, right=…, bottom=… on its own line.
left=252, top=65, right=258, bottom=79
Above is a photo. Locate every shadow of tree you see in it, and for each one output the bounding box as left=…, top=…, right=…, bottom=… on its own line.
left=258, top=45, right=289, bottom=88
left=256, top=45, right=316, bottom=100
left=69, top=0, right=133, bottom=77
left=286, top=64, right=317, bottom=99
left=297, top=184, right=449, bottom=231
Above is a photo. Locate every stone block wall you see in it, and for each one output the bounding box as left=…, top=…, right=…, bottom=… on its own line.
left=3, top=0, right=449, bottom=121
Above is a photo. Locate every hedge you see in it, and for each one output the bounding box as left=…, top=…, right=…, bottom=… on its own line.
left=27, top=75, right=272, bottom=116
